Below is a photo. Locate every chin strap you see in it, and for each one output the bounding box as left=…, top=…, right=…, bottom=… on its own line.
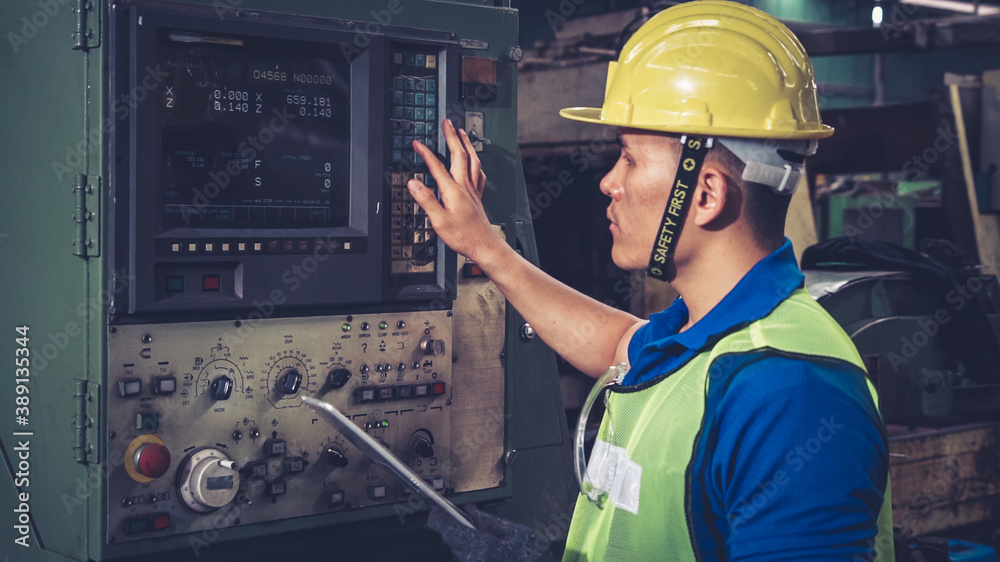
left=647, top=136, right=712, bottom=281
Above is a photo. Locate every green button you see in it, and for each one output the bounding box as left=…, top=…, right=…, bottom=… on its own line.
left=342, top=323, right=351, bottom=332
left=136, top=413, right=159, bottom=431
left=165, top=276, right=184, bottom=294
left=127, top=517, right=149, bottom=534
left=379, top=321, right=388, bottom=330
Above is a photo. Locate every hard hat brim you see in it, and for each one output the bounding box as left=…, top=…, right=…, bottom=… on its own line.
left=559, top=107, right=834, bottom=140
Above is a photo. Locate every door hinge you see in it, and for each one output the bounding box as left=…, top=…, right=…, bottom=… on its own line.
left=73, top=0, right=100, bottom=50
left=73, top=379, right=101, bottom=465
left=73, top=174, right=100, bottom=258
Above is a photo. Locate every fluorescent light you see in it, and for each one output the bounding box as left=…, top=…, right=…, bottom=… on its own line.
left=899, top=0, right=1000, bottom=15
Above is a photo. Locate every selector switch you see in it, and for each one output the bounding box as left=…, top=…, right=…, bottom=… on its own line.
left=323, top=445, right=349, bottom=468
left=326, top=368, right=352, bottom=389
left=419, top=335, right=446, bottom=356
left=277, top=369, right=302, bottom=395
left=410, top=430, right=435, bottom=459
left=210, top=375, right=233, bottom=400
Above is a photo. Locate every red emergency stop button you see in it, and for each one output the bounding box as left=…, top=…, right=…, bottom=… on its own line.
left=135, top=442, right=171, bottom=479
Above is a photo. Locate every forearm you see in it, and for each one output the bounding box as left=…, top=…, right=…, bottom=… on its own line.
left=472, top=238, right=641, bottom=378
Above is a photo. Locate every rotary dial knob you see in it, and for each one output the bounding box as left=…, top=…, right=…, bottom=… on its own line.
left=177, top=448, right=241, bottom=513
left=278, top=368, right=302, bottom=395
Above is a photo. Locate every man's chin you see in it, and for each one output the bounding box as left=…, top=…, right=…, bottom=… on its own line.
left=610, top=249, right=645, bottom=272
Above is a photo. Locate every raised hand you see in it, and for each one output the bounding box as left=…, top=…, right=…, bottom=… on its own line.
left=407, top=119, right=502, bottom=264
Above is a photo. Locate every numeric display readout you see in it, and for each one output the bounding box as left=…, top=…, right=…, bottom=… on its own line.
left=159, top=39, right=351, bottom=229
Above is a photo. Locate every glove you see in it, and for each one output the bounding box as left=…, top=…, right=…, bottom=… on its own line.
left=426, top=503, right=557, bottom=562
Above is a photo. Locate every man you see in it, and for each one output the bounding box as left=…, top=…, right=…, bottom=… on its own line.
left=413, top=1, right=894, bottom=559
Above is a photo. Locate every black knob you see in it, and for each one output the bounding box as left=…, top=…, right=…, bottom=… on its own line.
left=211, top=375, right=233, bottom=400
left=323, top=446, right=349, bottom=468
left=412, top=435, right=434, bottom=458
left=278, top=369, right=302, bottom=395
left=326, top=368, right=352, bottom=389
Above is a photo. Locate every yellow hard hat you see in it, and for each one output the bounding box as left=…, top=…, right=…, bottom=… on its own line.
left=560, top=0, right=832, bottom=140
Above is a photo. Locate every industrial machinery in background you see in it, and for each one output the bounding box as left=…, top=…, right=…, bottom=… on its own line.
left=0, top=1, right=575, bottom=561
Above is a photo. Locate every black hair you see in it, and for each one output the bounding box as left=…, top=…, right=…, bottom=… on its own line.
left=706, top=143, right=791, bottom=249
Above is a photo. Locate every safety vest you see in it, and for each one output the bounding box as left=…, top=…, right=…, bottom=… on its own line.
left=563, top=289, right=894, bottom=561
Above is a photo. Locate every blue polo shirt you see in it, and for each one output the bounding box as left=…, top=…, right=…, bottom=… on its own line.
left=626, top=239, right=889, bottom=560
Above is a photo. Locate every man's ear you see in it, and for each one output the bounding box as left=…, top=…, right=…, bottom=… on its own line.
left=691, top=163, right=736, bottom=228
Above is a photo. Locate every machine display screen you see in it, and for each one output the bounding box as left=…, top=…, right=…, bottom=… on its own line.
left=159, top=33, right=351, bottom=229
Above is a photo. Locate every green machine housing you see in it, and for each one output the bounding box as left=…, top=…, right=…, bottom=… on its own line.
left=0, top=0, right=575, bottom=560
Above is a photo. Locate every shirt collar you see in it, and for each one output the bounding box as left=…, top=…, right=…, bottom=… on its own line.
left=646, top=238, right=804, bottom=352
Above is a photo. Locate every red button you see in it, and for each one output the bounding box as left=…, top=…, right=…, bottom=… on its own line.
left=152, top=514, right=170, bottom=530
left=202, top=275, right=220, bottom=292
left=136, top=443, right=171, bottom=479
left=431, top=382, right=446, bottom=396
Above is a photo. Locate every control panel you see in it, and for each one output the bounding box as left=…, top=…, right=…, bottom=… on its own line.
left=106, top=311, right=453, bottom=543
left=387, top=43, right=447, bottom=281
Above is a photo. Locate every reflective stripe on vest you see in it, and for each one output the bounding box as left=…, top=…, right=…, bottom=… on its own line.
left=563, top=289, right=894, bottom=561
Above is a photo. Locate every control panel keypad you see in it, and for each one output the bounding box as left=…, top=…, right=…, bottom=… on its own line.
left=390, top=172, right=437, bottom=274
left=388, top=46, right=442, bottom=277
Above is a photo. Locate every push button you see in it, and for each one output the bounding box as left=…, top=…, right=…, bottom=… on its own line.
left=263, top=438, right=286, bottom=457
left=165, top=275, right=184, bottom=294
left=118, top=378, right=142, bottom=398
left=356, top=387, right=376, bottom=403
left=266, top=479, right=287, bottom=496
left=325, top=489, right=345, bottom=507
left=126, top=516, right=149, bottom=534
left=153, top=375, right=176, bottom=394
left=151, top=513, right=170, bottom=530
left=368, top=484, right=387, bottom=499
left=202, top=275, right=220, bottom=292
